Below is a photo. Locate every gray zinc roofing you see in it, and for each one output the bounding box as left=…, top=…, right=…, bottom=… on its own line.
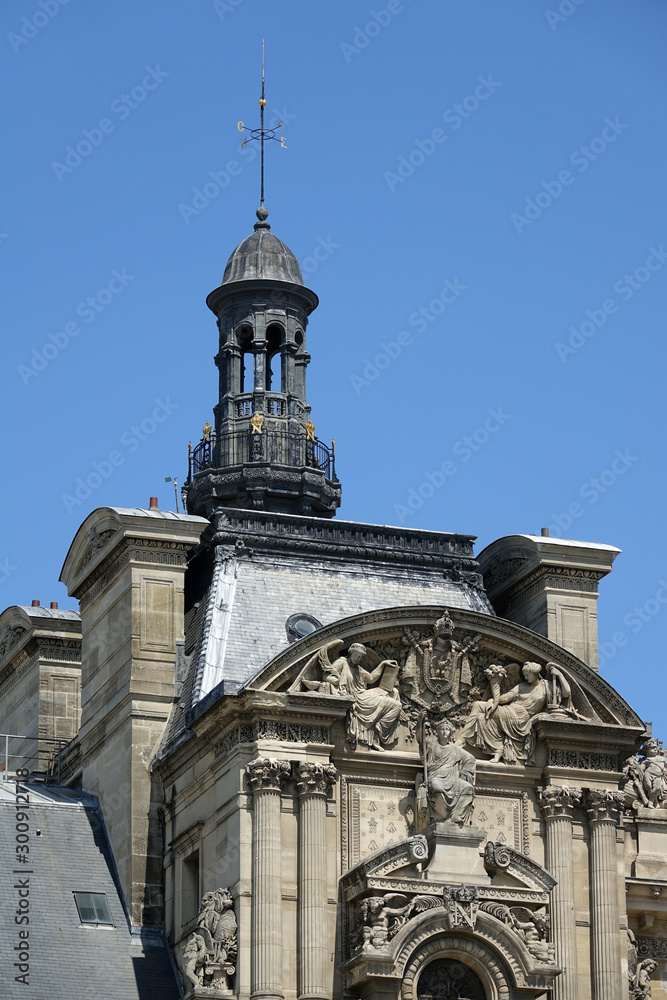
left=0, top=783, right=179, bottom=1000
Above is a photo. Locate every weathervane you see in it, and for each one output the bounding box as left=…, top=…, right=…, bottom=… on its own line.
left=237, top=40, right=286, bottom=215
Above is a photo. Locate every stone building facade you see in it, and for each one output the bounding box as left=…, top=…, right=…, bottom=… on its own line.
left=1, top=204, right=666, bottom=1000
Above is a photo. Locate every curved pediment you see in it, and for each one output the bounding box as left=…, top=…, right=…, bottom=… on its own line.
left=246, top=606, right=643, bottom=757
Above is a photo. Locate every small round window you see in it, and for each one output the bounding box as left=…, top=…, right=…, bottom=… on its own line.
left=286, top=613, right=323, bottom=643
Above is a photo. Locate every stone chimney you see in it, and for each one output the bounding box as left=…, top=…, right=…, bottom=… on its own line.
left=477, top=534, right=620, bottom=671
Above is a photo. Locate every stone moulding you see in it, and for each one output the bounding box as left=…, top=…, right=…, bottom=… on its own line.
left=340, top=836, right=429, bottom=902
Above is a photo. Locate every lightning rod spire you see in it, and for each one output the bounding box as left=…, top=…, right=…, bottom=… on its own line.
left=237, top=41, right=287, bottom=227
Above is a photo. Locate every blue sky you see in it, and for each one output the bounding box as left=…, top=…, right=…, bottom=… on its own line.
left=2, top=0, right=667, bottom=735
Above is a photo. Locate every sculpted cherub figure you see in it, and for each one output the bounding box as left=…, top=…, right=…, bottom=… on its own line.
left=624, top=739, right=667, bottom=809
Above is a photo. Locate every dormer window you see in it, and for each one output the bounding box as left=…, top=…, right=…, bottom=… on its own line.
left=73, top=891, right=113, bottom=926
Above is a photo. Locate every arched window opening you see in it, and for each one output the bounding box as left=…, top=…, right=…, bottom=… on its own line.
left=266, top=324, right=283, bottom=391
left=295, top=330, right=304, bottom=350
left=416, top=959, right=486, bottom=1000
left=238, top=326, right=253, bottom=393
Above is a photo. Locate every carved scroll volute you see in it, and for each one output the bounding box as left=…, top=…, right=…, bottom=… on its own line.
left=294, top=761, right=337, bottom=798
left=245, top=757, right=291, bottom=793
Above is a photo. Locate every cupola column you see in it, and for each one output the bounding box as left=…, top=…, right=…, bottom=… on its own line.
left=584, top=789, right=624, bottom=1000
left=537, top=785, right=582, bottom=1000
left=246, top=758, right=292, bottom=1000
left=283, top=341, right=298, bottom=397
left=295, top=762, right=336, bottom=1000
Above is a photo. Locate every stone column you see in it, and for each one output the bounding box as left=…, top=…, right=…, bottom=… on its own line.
left=584, top=788, right=625, bottom=1000
left=537, top=785, right=582, bottom=1000
left=246, top=758, right=292, bottom=1000
left=295, top=762, right=337, bottom=1000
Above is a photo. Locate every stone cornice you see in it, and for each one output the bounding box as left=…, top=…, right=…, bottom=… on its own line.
left=77, top=536, right=196, bottom=607
left=534, top=717, right=644, bottom=751
left=60, top=507, right=206, bottom=599
left=187, top=687, right=352, bottom=745
left=497, top=564, right=607, bottom=610
left=0, top=633, right=81, bottom=688
left=203, top=507, right=482, bottom=579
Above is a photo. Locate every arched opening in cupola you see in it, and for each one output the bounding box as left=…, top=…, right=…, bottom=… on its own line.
left=238, top=326, right=253, bottom=393
left=266, top=324, right=284, bottom=391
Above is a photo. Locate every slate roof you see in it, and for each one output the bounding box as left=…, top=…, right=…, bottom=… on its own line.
left=221, top=221, right=304, bottom=285
left=0, top=783, right=180, bottom=1000
left=156, top=508, right=494, bottom=762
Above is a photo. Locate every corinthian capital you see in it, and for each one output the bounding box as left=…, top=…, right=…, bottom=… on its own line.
left=537, top=784, right=583, bottom=819
left=245, top=757, right=291, bottom=793
left=295, top=761, right=337, bottom=797
left=584, top=787, right=625, bottom=825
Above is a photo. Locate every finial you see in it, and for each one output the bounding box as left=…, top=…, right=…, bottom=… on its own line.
left=255, top=204, right=270, bottom=230
left=237, top=41, right=286, bottom=226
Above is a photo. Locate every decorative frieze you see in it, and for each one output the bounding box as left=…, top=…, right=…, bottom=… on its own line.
left=215, top=721, right=330, bottom=758
left=637, top=937, right=667, bottom=960
left=548, top=748, right=618, bottom=771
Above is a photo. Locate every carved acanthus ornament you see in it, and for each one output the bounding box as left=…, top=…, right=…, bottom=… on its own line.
left=536, top=784, right=583, bottom=820
left=182, top=887, right=237, bottom=996
left=623, top=739, right=667, bottom=811
left=245, top=757, right=291, bottom=792
left=583, top=787, right=625, bottom=824
left=294, top=761, right=336, bottom=797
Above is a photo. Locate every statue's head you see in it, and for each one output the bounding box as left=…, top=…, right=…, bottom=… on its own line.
left=348, top=643, right=366, bottom=664
left=522, top=662, right=543, bottom=683
left=643, top=738, right=663, bottom=758
left=201, top=891, right=216, bottom=910
left=434, top=718, right=455, bottom=743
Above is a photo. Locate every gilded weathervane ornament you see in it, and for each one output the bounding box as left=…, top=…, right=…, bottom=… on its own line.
left=237, top=41, right=286, bottom=219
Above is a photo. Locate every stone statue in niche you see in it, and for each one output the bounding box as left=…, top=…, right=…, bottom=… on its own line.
left=480, top=901, right=555, bottom=963
left=416, top=715, right=476, bottom=827
left=354, top=893, right=442, bottom=952
left=182, top=887, right=237, bottom=995
left=293, top=640, right=404, bottom=750
left=460, top=660, right=587, bottom=764
left=623, top=739, right=667, bottom=810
